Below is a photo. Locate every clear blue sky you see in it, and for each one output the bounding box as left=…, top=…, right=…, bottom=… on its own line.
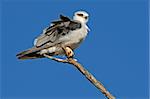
left=1, top=0, right=149, bottom=99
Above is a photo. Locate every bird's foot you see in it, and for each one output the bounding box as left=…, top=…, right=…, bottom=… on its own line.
left=65, top=47, right=74, bottom=58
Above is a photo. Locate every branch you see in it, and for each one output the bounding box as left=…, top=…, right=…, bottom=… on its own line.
left=43, top=54, right=68, bottom=63
left=43, top=52, right=115, bottom=99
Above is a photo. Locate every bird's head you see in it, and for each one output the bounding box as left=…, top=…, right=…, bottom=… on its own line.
left=73, top=11, right=89, bottom=24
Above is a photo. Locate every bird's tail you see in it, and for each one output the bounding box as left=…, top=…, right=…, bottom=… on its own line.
left=16, top=47, right=43, bottom=60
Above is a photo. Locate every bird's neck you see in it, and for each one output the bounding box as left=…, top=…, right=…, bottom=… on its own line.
left=81, top=23, right=90, bottom=32
left=85, top=24, right=90, bottom=31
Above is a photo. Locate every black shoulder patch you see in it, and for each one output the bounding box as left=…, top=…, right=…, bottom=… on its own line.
left=69, top=21, right=81, bottom=30
left=60, top=14, right=70, bottom=21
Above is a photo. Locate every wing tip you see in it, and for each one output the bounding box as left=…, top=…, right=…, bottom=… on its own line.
left=59, top=14, right=70, bottom=21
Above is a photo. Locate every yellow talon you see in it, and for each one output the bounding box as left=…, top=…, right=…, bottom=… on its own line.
left=65, top=47, right=74, bottom=58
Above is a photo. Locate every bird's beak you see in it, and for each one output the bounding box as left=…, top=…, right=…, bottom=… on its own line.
left=85, top=16, right=88, bottom=20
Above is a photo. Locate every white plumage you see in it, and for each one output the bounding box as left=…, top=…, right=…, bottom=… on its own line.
left=17, top=10, right=90, bottom=59
left=39, top=11, right=90, bottom=55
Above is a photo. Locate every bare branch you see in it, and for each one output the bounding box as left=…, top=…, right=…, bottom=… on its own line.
left=43, top=54, right=68, bottom=63
left=43, top=49, right=115, bottom=99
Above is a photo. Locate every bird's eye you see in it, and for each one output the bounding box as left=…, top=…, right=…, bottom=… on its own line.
left=77, top=13, right=83, bottom=17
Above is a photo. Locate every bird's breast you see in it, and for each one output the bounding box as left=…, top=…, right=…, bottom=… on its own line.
left=67, top=25, right=88, bottom=41
left=62, top=24, right=88, bottom=49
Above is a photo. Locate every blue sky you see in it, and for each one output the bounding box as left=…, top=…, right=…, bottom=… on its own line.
left=1, top=0, right=149, bottom=99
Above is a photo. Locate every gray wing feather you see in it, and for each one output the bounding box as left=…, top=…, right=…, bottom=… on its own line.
left=34, top=30, right=58, bottom=47
left=34, top=15, right=81, bottom=48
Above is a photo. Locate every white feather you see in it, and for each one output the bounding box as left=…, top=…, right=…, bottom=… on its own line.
left=37, top=11, right=90, bottom=55
left=33, top=38, right=37, bottom=46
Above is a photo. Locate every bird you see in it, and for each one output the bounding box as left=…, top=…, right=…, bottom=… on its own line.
left=16, top=10, right=90, bottom=60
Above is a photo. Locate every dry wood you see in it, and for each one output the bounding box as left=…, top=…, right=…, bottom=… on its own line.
left=43, top=50, right=115, bottom=99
